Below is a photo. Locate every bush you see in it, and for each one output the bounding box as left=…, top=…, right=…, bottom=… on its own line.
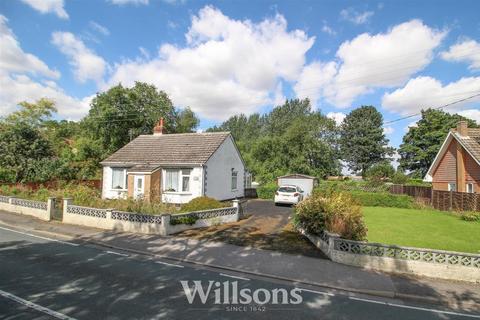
left=180, top=196, right=227, bottom=213
left=294, top=191, right=367, bottom=241
left=365, top=162, right=395, bottom=181
left=391, top=171, right=409, bottom=185
left=170, top=215, right=198, bottom=225
left=461, top=211, right=480, bottom=222
left=257, top=182, right=278, bottom=199
left=348, top=191, right=415, bottom=209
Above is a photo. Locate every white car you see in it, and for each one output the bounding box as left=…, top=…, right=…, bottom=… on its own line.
left=274, top=185, right=304, bottom=205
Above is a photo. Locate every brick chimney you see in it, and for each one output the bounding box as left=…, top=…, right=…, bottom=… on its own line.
left=153, top=117, right=165, bottom=135
left=457, top=121, right=468, bottom=137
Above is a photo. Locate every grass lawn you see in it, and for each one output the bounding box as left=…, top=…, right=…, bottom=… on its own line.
left=363, top=206, right=480, bottom=254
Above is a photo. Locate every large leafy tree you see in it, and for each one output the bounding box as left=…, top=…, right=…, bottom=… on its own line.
left=0, top=122, right=54, bottom=182
left=398, top=109, right=478, bottom=177
left=82, top=82, right=197, bottom=156
left=340, top=106, right=393, bottom=175
left=209, top=99, right=340, bottom=182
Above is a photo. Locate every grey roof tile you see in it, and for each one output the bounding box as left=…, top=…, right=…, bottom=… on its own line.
left=101, top=132, right=230, bottom=166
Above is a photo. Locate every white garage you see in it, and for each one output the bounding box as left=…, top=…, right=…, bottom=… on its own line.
left=276, top=174, right=318, bottom=197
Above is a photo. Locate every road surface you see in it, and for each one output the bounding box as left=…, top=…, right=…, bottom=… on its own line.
left=0, top=225, right=478, bottom=320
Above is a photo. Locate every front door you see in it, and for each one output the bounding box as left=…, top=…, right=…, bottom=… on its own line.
left=134, top=175, right=145, bottom=199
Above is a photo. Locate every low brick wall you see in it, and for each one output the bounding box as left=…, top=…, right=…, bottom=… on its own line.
left=0, top=196, right=53, bottom=221
left=62, top=198, right=240, bottom=236
left=299, top=228, right=480, bottom=283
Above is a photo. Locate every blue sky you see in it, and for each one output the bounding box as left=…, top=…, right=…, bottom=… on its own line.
left=1, top=0, right=479, bottom=148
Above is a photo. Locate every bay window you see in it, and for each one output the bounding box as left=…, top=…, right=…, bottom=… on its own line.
left=111, top=168, right=127, bottom=190
left=164, top=168, right=192, bottom=192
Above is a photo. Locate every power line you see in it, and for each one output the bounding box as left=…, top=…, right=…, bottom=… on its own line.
left=384, top=92, right=480, bottom=125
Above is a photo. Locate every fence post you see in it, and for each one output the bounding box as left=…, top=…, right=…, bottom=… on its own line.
left=8, top=197, right=15, bottom=205
left=46, top=197, right=55, bottom=221
left=160, top=214, right=171, bottom=236
left=106, top=208, right=113, bottom=227
left=327, top=232, right=340, bottom=259
left=63, top=198, right=72, bottom=217
left=449, top=191, right=453, bottom=211
left=232, top=199, right=240, bottom=221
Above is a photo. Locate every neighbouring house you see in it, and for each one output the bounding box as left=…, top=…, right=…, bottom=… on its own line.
left=277, top=174, right=318, bottom=197
left=100, top=119, right=246, bottom=204
left=425, top=121, right=480, bottom=193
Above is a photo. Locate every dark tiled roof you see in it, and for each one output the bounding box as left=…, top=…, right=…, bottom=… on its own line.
left=453, top=128, right=480, bottom=164
left=101, top=132, right=230, bottom=166
left=127, top=164, right=161, bottom=173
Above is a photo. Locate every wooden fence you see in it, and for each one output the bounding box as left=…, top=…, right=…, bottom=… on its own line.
left=390, top=184, right=479, bottom=212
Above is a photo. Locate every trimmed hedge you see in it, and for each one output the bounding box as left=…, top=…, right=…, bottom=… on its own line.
left=349, top=191, right=415, bottom=209
left=256, top=182, right=278, bottom=199
left=180, top=196, right=227, bottom=213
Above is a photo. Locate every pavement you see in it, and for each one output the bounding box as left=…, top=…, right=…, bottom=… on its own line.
left=0, top=209, right=479, bottom=317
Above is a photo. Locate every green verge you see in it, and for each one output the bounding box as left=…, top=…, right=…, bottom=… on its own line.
left=363, top=206, right=480, bottom=254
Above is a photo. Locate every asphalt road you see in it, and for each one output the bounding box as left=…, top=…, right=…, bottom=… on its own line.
left=0, top=226, right=478, bottom=320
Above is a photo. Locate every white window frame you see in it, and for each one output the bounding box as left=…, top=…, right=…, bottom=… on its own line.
left=163, top=168, right=192, bottom=193
left=447, top=183, right=456, bottom=192
left=231, top=169, right=238, bottom=191
left=466, top=183, right=474, bottom=193
left=111, top=168, right=127, bottom=190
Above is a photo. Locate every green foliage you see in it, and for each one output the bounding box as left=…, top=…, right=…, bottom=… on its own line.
left=210, top=99, right=340, bottom=183
left=294, top=191, right=367, bottom=241
left=170, top=215, right=199, bottom=225
left=315, top=180, right=389, bottom=194
left=391, top=171, right=410, bottom=185
left=0, top=122, right=54, bottom=182
left=364, top=162, right=395, bottom=181
left=4, top=98, right=57, bottom=127
left=349, top=191, right=415, bottom=209
left=82, top=82, right=178, bottom=157
left=460, top=211, right=480, bottom=222
left=399, top=108, right=478, bottom=177
left=176, top=107, right=200, bottom=133
left=256, top=182, right=278, bottom=199
left=340, top=106, right=394, bottom=175
left=180, top=196, right=227, bottom=212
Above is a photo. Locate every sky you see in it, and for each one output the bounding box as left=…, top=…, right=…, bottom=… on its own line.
left=1, top=0, right=479, bottom=148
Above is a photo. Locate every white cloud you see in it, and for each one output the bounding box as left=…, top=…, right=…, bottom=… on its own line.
left=0, top=17, right=92, bottom=120
left=382, top=76, right=480, bottom=115
left=0, top=71, right=92, bottom=120
left=340, top=8, right=374, bottom=25
left=108, top=0, right=149, bottom=5
left=383, top=126, right=394, bottom=134
left=458, top=109, right=480, bottom=123
left=107, top=6, right=314, bottom=120
left=89, top=21, right=110, bottom=36
left=326, top=112, right=346, bottom=125
left=51, top=32, right=107, bottom=85
left=0, top=15, right=59, bottom=79
left=294, top=61, right=337, bottom=106
left=330, top=20, right=445, bottom=107
left=321, top=21, right=336, bottom=36
left=20, top=0, right=68, bottom=19
left=440, top=39, right=480, bottom=71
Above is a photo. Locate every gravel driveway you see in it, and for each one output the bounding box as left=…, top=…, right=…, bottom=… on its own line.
left=177, top=199, right=326, bottom=258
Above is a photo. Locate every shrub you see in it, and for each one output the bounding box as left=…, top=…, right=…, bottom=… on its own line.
left=170, top=215, right=198, bottom=225
left=365, top=162, right=395, bottom=181
left=294, top=191, right=367, bottom=241
left=461, top=211, right=480, bottom=222
left=348, top=191, right=415, bottom=209
left=180, top=196, right=227, bottom=213
left=391, top=171, right=409, bottom=185
left=256, top=182, right=278, bottom=199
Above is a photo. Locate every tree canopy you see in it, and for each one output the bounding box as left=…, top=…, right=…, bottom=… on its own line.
left=340, top=106, right=393, bottom=176
left=398, top=108, right=478, bottom=178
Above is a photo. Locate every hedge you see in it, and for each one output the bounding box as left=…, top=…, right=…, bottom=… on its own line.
left=349, top=191, right=415, bottom=209
left=256, top=182, right=278, bottom=199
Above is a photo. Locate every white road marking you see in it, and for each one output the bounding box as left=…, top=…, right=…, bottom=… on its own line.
left=0, top=226, right=79, bottom=246
left=105, top=250, right=129, bottom=257
left=298, top=288, right=335, bottom=297
left=155, top=260, right=184, bottom=268
left=349, top=296, right=480, bottom=318
left=0, top=289, right=76, bottom=320
left=219, top=273, right=250, bottom=281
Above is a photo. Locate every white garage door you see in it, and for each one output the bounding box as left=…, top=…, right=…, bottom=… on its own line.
left=277, top=178, right=314, bottom=197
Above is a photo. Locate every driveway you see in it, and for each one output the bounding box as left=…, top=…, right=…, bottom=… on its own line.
left=177, top=199, right=327, bottom=258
